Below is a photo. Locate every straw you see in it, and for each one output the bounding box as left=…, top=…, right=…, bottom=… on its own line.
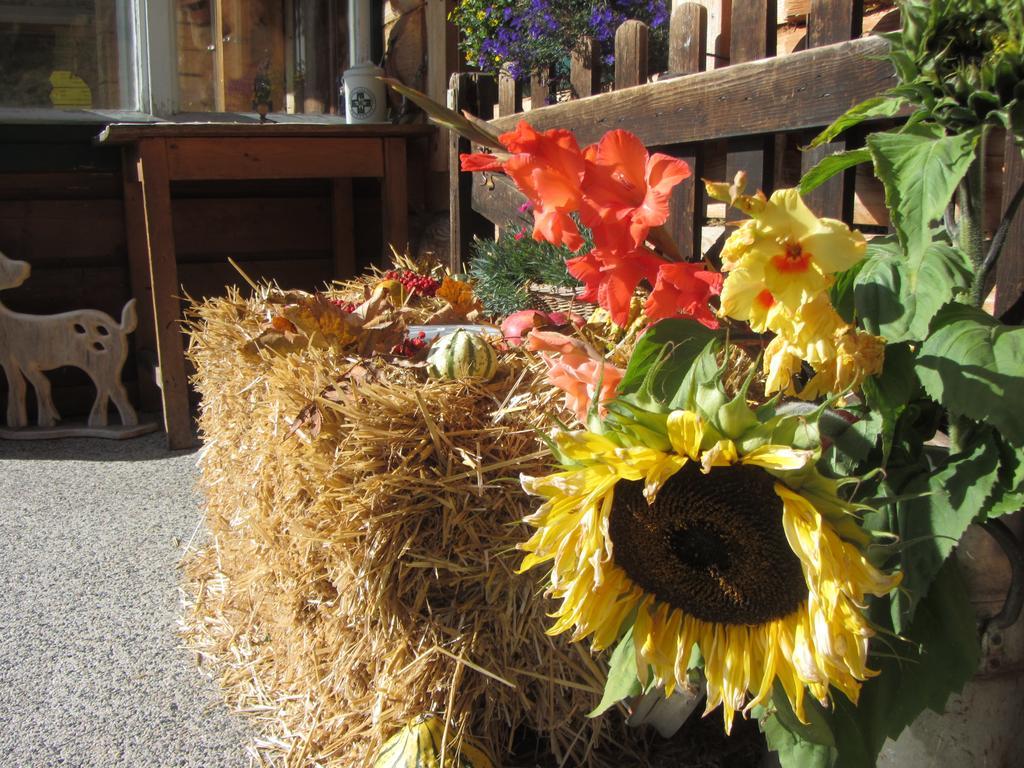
left=179, top=286, right=647, bottom=767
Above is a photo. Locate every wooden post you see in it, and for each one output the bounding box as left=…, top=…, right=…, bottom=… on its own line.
left=382, top=138, right=409, bottom=262
left=725, top=0, right=776, bottom=217
left=331, top=178, right=356, bottom=278
left=996, top=138, right=1024, bottom=321
left=120, top=148, right=162, bottom=414
left=498, top=70, right=524, bottom=117
left=211, top=0, right=227, bottom=112
left=667, top=3, right=708, bottom=261
left=530, top=68, right=555, bottom=110
left=426, top=0, right=458, bottom=171
left=615, top=20, right=649, bottom=90
left=685, top=0, right=732, bottom=70
left=800, top=0, right=863, bottom=220
left=570, top=37, right=602, bottom=99
left=135, top=139, right=194, bottom=449
left=448, top=74, right=496, bottom=272
left=475, top=75, right=499, bottom=119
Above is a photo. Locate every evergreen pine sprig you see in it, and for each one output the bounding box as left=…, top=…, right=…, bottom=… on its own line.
left=468, top=228, right=583, bottom=317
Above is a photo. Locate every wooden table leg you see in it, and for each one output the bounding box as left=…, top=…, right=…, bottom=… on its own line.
left=381, top=138, right=408, bottom=264
left=121, top=147, right=162, bottom=414
left=136, top=138, right=194, bottom=449
left=331, top=178, right=356, bottom=280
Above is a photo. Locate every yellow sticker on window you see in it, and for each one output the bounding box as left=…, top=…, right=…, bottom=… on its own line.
left=49, top=71, right=93, bottom=109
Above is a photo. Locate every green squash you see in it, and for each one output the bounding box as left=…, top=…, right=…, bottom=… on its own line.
left=373, top=714, right=495, bottom=768
left=426, top=329, right=498, bottom=382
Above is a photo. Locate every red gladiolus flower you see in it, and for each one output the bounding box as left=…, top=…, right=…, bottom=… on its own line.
left=581, top=130, right=691, bottom=249
left=645, top=262, right=723, bottom=329
left=460, top=152, right=504, bottom=172
left=462, top=121, right=588, bottom=251
left=500, top=123, right=587, bottom=251
left=567, top=247, right=664, bottom=327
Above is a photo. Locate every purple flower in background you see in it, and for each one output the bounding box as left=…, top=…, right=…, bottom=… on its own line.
left=452, top=0, right=671, bottom=86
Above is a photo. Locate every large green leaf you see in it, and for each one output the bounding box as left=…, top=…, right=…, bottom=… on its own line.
left=867, top=125, right=979, bottom=277
left=916, top=304, right=1024, bottom=445
left=891, top=429, right=1000, bottom=628
left=764, top=712, right=837, bottom=768
left=830, top=260, right=866, bottom=324
left=809, top=95, right=908, bottom=148
left=589, top=626, right=641, bottom=717
left=853, top=236, right=972, bottom=342
left=617, top=319, right=722, bottom=413
left=799, top=148, right=872, bottom=195
left=763, top=682, right=837, bottom=768
left=832, top=557, right=980, bottom=768
left=988, top=438, right=1024, bottom=518
left=861, top=342, right=919, bottom=464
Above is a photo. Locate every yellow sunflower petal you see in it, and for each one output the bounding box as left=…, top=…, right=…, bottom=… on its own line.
left=741, top=444, right=813, bottom=471
left=700, top=439, right=739, bottom=472
left=666, top=410, right=705, bottom=459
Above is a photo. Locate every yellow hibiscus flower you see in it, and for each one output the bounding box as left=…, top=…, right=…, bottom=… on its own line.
left=714, top=187, right=867, bottom=314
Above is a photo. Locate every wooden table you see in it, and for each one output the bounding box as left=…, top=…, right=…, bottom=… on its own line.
left=98, top=122, right=433, bottom=449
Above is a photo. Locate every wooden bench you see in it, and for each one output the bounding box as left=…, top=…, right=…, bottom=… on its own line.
left=99, top=122, right=433, bottom=449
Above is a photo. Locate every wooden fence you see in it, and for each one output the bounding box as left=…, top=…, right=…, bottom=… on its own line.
left=448, top=0, right=1024, bottom=321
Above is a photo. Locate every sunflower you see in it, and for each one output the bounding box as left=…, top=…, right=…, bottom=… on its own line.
left=519, top=402, right=900, bottom=732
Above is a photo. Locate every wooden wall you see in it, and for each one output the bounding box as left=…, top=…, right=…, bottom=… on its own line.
left=0, top=122, right=382, bottom=419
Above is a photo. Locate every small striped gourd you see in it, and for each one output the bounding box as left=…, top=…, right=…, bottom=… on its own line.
left=426, top=329, right=498, bottom=382
left=372, top=714, right=494, bottom=768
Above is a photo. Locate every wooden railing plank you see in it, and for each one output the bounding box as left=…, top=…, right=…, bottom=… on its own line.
left=615, top=20, right=649, bottom=90
left=669, top=3, right=708, bottom=76
left=570, top=37, right=602, bottom=99
left=530, top=68, right=555, bottom=110
left=471, top=173, right=528, bottom=229
left=726, top=0, right=776, bottom=215
left=483, top=36, right=895, bottom=149
left=498, top=70, right=523, bottom=117
left=667, top=2, right=708, bottom=260
left=800, top=0, right=863, bottom=219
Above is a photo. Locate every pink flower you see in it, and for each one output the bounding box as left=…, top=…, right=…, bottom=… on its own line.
left=526, top=330, right=624, bottom=422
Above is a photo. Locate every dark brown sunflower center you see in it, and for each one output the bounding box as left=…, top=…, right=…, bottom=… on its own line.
left=608, top=462, right=807, bottom=625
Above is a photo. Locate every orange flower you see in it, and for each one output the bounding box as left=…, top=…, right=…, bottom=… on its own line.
left=526, top=330, right=624, bottom=422
left=645, top=263, right=723, bottom=328
left=460, top=121, right=588, bottom=250
left=566, top=247, right=664, bottom=327
left=581, top=130, right=691, bottom=249
left=459, top=152, right=504, bottom=172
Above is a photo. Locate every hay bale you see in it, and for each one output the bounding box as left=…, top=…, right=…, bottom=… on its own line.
left=180, top=287, right=643, bottom=766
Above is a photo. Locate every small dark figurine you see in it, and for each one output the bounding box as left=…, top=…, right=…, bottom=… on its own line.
left=252, top=57, right=272, bottom=122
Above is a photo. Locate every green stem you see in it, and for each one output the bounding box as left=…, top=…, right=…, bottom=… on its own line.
left=950, top=131, right=988, bottom=454
left=961, top=129, right=987, bottom=307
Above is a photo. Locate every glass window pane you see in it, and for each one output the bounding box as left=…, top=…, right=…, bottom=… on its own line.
left=0, top=0, right=137, bottom=110
left=176, top=0, right=345, bottom=115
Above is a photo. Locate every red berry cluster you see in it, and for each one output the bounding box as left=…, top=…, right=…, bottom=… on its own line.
left=390, top=330, right=428, bottom=357
left=383, top=269, right=441, bottom=297
left=329, top=298, right=356, bottom=313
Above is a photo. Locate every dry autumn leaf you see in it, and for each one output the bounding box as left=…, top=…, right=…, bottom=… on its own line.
left=436, top=276, right=482, bottom=319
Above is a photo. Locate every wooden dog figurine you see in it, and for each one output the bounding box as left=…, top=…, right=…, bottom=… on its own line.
left=0, top=250, right=139, bottom=429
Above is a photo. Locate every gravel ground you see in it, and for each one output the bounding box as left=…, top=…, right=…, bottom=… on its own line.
left=0, top=433, right=251, bottom=768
